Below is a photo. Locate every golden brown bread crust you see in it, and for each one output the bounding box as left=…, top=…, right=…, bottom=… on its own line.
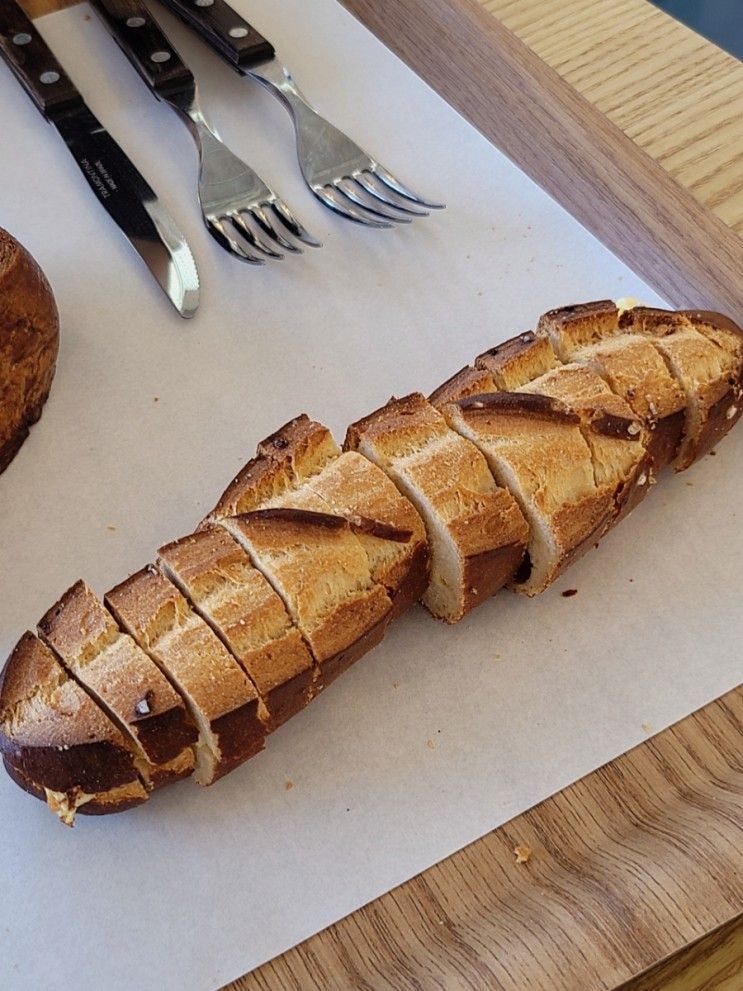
left=428, top=366, right=496, bottom=408
left=0, top=229, right=60, bottom=474
left=446, top=394, right=613, bottom=594
left=301, top=451, right=430, bottom=619
left=158, top=528, right=315, bottom=732
left=476, top=332, right=558, bottom=389
left=540, top=302, right=743, bottom=470
left=0, top=632, right=148, bottom=820
left=223, top=510, right=393, bottom=689
left=106, top=567, right=265, bottom=784
left=38, top=581, right=196, bottom=787
left=345, top=393, right=529, bottom=621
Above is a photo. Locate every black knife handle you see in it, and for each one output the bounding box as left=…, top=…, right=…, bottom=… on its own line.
left=156, top=0, right=274, bottom=71
left=92, top=0, right=194, bottom=95
left=0, top=0, right=83, bottom=119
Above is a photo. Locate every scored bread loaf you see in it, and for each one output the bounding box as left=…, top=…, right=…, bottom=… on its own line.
left=345, top=393, right=529, bottom=622
left=3, top=301, right=742, bottom=824
left=106, top=567, right=265, bottom=785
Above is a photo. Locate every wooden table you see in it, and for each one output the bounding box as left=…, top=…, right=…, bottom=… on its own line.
left=23, top=0, right=743, bottom=987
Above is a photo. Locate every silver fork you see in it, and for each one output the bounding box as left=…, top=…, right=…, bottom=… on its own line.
left=156, top=0, right=444, bottom=228
left=250, top=59, right=444, bottom=228
left=92, top=0, right=319, bottom=263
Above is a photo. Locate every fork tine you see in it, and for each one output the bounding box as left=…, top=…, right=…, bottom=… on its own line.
left=271, top=200, right=322, bottom=248
left=314, top=185, right=393, bottom=229
left=230, top=213, right=284, bottom=260
left=372, top=165, right=445, bottom=209
left=250, top=205, right=302, bottom=254
left=337, top=178, right=412, bottom=224
left=356, top=171, right=429, bottom=217
left=209, top=218, right=265, bottom=265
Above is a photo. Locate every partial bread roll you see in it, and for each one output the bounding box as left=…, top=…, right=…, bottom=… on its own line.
left=158, top=529, right=315, bottom=731
left=0, top=228, right=59, bottom=474
left=0, top=632, right=148, bottom=824
left=38, top=581, right=196, bottom=788
left=345, top=393, right=529, bottom=622
left=106, top=568, right=265, bottom=785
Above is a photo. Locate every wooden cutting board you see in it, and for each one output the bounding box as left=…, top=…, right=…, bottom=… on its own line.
left=21, top=0, right=743, bottom=987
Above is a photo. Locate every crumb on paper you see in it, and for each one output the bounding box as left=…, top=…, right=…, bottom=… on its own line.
left=709, top=449, right=717, bottom=456
left=494, top=653, right=501, bottom=660
left=561, top=588, right=578, bottom=598
left=106, top=525, right=116, bottom=532
left=629, top=578, right=634, bottom=583
left=426, top=739, right=436, bottom=750
left=641, top=723, right=654, bottom=734
left=153, top=397, right=160, bottom=403
left=514, top=845, right=532, bottom=864
left=284, top=780, right=293, bottom=791
left=392, top=681, right=400, bottom=690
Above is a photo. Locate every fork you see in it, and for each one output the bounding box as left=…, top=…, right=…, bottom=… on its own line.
left=156, top=0, right=444, bottom=228
left=92, top=0, right=319, bottom=262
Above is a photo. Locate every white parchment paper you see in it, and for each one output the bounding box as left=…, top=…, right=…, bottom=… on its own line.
left=0, top=2, right=740, bottom=988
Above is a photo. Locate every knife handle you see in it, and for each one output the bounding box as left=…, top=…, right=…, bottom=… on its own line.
left=156, top=0, right=274, bottom=71
left=91, top=0, right=194, bottom=95
left=0, top=0, right=83, bottom=119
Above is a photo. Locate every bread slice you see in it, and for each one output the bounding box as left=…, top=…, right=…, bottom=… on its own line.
left=38, top=581, right=196, bottom=789
left=345, top=393, right=529, bottom=622
left=207, top=417, right=397, bottom=689
left=212, top=415, right=428, bottom=619
left=440, top=392, right=612, bottom=595
left=219, top=510, right=392, bottom=690
left=158, top=529, right=315, bottom=732
left=106, top=567, right=265, bottom=785
left=630, top=308, right=743, bottom=469
left=0, top=632, right=148, bottom=824
left=517, top=364, right=650, bottom=523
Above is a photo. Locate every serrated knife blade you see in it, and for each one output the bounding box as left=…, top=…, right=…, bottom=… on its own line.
left=0, top=0, right=199, bottom=318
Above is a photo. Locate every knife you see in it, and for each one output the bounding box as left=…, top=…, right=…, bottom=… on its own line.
left=0, top=0, right=200, bottom=318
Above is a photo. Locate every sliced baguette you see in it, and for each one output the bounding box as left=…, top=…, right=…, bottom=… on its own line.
left=38, top=581, right=196, bottom=788
left=158, top=529, right=315, bottom=732
left=345, top=393, right=528, bottom=622
left=0, top=632, right=148, bottom=824
left=106, top=567, right=265, bottom=785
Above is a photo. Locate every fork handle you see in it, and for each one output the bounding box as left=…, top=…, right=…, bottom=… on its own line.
left=91, top=0, right=194, bottom=94
left=156, top=0, right=274, bottom=71
left=0, top=0, right=83, bottom=120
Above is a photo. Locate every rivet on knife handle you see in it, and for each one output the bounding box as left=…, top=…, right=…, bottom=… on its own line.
left=93, top=0, right=194, bottom=94
left=0, top=3, right=83, bottom=119
left=156, top=0, right=274, bottom=69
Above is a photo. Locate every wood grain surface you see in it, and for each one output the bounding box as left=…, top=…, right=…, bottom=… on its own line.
left=230, top=687, right=743, bottom=990
left=341, top=0, right=743, bottom=331
left=15, top=0, right=743, bottom=987
left=485, top=0, right=743, bottom=236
